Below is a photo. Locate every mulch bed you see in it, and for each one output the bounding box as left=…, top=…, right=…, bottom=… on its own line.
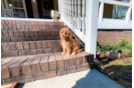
left=94, top=57, right=132, bottom=88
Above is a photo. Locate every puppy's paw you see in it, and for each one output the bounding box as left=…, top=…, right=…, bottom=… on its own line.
left=62, top=52, right=65, bottom=54
left=66, top=53, right=70, bottom=55
left=71, top=53, right=76, bottom=55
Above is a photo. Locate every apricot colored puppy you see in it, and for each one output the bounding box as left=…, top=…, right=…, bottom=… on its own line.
left=59, top=28, right=82, bottom=55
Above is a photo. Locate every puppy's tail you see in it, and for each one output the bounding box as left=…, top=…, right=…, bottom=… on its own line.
left=77, top=49, right=82, bottom=53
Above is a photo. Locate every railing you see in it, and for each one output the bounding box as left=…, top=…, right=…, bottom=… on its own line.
left=1, top=9, right=13, bottom=17
left=60, top=0, right=132, bottom=58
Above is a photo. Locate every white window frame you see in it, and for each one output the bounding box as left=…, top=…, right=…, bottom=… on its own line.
left=4, top=0, right=28, bottom=18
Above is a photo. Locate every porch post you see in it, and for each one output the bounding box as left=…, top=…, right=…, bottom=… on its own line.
left=58, top=0, right=61, bottom=16
left=85, top=0, right=99, bottom=58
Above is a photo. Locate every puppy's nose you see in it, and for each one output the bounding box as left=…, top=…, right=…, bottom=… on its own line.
left=62, top=34, right=64, bottom=37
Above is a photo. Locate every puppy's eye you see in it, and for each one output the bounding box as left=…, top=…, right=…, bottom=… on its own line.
left=65, top=33, right=67, bottom=35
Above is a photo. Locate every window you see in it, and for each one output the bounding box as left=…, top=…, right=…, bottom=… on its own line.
left=6, top=0, right=27, bottom=18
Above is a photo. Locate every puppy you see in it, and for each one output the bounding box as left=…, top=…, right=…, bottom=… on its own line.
left=59, top=28, right=82, bottom=55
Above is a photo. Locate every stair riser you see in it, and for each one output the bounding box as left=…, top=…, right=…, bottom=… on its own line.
left=1, top=39, right=80, bottom=58
left=1, top=30, right=60, bottom=42
left=1, top=20, right=65, bottom=31
left=1, top=52, right=94, bottom=84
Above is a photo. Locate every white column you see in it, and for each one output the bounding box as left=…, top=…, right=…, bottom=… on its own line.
left=58, top=0, right=61, bottom=15
left=85, top=0, right=99, bottom=58
left=75, top=0, right=78, bottom=28
left=70, top=0, right=72, bottom=24
left=98, top=0, right=104, bottom=22
left=78, top=0, right=81, bottom=31
left=82, top=0, right=86, bottom=34
left=125, top=1, right=132, bottom=23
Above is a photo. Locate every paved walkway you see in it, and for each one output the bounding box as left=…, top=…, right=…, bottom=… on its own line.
left=17, top=69, right=123, bottom=88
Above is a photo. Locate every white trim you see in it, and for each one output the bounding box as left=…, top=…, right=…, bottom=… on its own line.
left=98, top=18, right=132, bottom=29
left=99, top=0, right=130, bottom=7
left=61, top=16, right=86, bottom=43
left=1, top=17, right=63, bottom=22
left=22, top=0, right=28, bottom=18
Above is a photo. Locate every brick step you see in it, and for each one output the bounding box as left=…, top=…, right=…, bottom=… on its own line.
left=1, top=30, right=60, bottom=42
left=1, top=20, right=65, bottom=31
left=1, top=39, right=80, bottom=58
left=1, top=51, right=94, bottom=84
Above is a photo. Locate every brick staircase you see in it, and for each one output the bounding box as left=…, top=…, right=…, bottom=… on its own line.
left=1, top=20, right=94, bottom=84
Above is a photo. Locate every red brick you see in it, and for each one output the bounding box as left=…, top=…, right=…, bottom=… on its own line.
left=13, top=24, right=17, bottom=30
left=31, top=56, right=42, bottom=74
left=19, top=31, right=24, bottom=37
left=1, top=20, right=5, bottom=24
left=54, top=47, right=62, bottom=52
left=79, top=52, right=94, bottom=63
left=58, top=67, right=76, bottom=75
left=9, top=56, right=27, bottom=77
left=34, top=31, right=38, bottom=36
left=3, top=51, right=18, bottom=57
left=45, top=70, right=57, bottom=79
left=42, top=31, right=46, bottom=36
left=8, top=24, right=12, bottom=29
left=57, top=40, right=61, bottom=47
left=29, top=31, right=34, bottom=36
left=32, top=73, right=44, bottom=81
left=1, top=24, right=4, bottom=30
left=39, top=25, right=43, bottom=29
left=36, top=25, right=39, bottom=29
left=8, top=42, right=16, bottom=51
left=19, top=50, right=36, bottom=56
left=1, top=57, right=14, bottom=66
left=17, top=24, right=21, bottom=30
left=25, top=24, right=28, bottom=30
left=1, top=32, right=4, bottom=37
left=47, top=41, right=53, bottom=47
left=49, top=55, right=57, bottom=70
left=38, top=31, right=43, bottom=36
left=12, top=20, right=16, bottom=24
left=46, top=31, right=51, bottom=36
left=24, top=31, right=29, bottom=36
left=78, top=64, right=91, bottom=71
left=71, top=56, right=78, bottom=66
left=20, top=24, right=25, bottom=29
left=40, top=56, right=49, bottom=72
left=29, top=25, right=32, bottom=29
left=53, top=40, right=58, bottom=47
left=3, top=31, right=9, bottom=37
left=43, top=25, right=47, bottom=29
left=8, top=31, right=14, bottom=37
left=1, top=58, right=19, bottom=79
left=42, top=41, right=47, bottom=48
left=16, top=42, right=23, bottom=50
left=2, top=43, right=9, bottom=51
left=37, top=48, right=54, bottom=54
left=36, top=41, right=42, bottom=49
left=23, top=42, right=29, bottom=50
left=5, top=20, right=8, bottom=24
left=14, top=31, right=19, bottom=37
left=62, top=54, right=72, bottom=67
left=21, top=56, right=35, bottom=75
left=56, top=54, right=64, bottom=68
left=33, top=25, right=36, bottom=29
left=29, top=41, right=36, bottom=49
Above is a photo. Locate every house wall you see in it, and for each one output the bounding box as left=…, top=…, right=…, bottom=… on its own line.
left=97, top=30, right=132, bottom=46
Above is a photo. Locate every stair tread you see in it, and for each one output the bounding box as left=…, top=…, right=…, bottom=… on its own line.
left=1, top=51, right=94, bottom=82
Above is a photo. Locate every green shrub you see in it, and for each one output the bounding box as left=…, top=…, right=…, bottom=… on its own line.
left=118, top=38, right=129, bottom=47
left=97, top=46, right=101, bottom=51
left=111, top=44, right=120, bottom=51
left=101, top=45, right=111, bottom=51
left=120, top=43, right=132, bottom=50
